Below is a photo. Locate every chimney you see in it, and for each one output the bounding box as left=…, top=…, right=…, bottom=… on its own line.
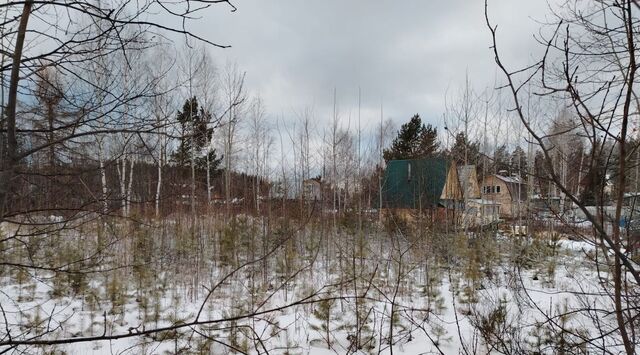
left=498, top=170, right=508, bottom=177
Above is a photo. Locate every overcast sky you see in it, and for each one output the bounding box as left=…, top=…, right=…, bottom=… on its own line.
left=184, top=0, right=552, bottom=132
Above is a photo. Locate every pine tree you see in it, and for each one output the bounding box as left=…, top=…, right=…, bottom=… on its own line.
left=383, top=114, right=439, bottom=161
left=311, top=297, right=334, bottom=348
left=449, top=132, right=481, bottom=166
left=172, top=97, right=222, bottom=172
left=492, top=144, right=510, bottom=173
left=509, top=146, right=528, bottom=173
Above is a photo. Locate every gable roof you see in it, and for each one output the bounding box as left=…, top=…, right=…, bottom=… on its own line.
left=382, top=158, right=461, bottom=209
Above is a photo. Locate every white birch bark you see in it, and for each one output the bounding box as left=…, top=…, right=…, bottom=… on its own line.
left=126, top=157, right=134, bottom=216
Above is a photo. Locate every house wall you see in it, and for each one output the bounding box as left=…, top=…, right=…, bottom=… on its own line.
left=467, top=200, right=500, bottom=225
left=480, top=204, right=501, bottom=223
left=458, top=165, right=481, bottom=199
left=466, top=172, right=480, bottom=199
left=481, top=175, right=516, bottom=218
left=382, top=159, right=465, bottom=227
left=464, top=200, right=501, bottom=226
left=440, top=163, right=463, bottom=200
left=383, top=158, right=451, bottom=209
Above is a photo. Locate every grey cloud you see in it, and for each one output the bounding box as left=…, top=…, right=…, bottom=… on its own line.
left=189, top=0, right=552, bottom=131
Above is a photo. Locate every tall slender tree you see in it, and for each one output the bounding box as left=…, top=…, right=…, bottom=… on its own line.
left=173, top=97, right=222, bottom=173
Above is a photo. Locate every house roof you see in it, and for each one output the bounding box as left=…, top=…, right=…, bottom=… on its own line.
left=495, top=174, right=524, bottom=184
left=493, top=174, right=527, bottom=201
left=382, top=158, right=458, bottom=209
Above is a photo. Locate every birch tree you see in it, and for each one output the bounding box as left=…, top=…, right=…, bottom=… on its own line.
left=148, top=44, right=177, bottom=218
left=220, top=62, right=246, bottom=216
left=247, top=96, right=272, bottom=213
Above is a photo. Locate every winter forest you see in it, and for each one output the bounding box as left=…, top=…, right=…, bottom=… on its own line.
left=1, top=0, right=639, bottom=354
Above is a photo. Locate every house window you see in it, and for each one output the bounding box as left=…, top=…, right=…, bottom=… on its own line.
left=496, top=186, right=501, bottom=193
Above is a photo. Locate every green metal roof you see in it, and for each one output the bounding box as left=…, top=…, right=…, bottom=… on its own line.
left=382, top=158, right=451, bottom=209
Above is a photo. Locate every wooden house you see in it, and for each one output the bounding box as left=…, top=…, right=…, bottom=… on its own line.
left=481, top=172, right=527, bottom=218
left=382, top=158, right=463, bottom=221
left=457, top=165, right=500, bottom=226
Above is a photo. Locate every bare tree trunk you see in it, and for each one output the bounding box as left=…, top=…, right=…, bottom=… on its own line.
left=332, top=88, right=339, bottom=224
left=0, top=1, right=32, bottom=220
left=612, top=4, right=636, bottom=353
left=191, top=145, right=196, bottom=217
left=0, top=8, right=7, bottom=171
left=155, top=122, right=165, bottom=218
left=221, top=65, right=245, bottom=218
left=379, top=101, right=384, bottom=222
left=225, top=108, right=233, bottom=217
left=118, top=157, right=127, bottom=215
left=156, top=150, right=162, bottom=218
left=126, top=158, right=134, bottom=216
left=98, top=139, right=108, bottom=216
left=206, top=152, right=211, bottom=205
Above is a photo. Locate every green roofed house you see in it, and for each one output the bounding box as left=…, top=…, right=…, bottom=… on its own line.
left=382, top=158, right=463, bottom=220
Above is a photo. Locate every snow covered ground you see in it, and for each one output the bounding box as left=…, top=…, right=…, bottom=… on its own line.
left=0, top=226, right=630, bottom=354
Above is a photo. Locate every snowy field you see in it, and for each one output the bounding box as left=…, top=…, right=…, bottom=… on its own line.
left=0, top=219, right=630, bottom=354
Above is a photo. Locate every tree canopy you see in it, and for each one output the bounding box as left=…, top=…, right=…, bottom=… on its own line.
left=383, top=114, right=439, bottom=161
left=449, top=132, right=480, bottom=165
left=172, top=97, right=223, bottom=174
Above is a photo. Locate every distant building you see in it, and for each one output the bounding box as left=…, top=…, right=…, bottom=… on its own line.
left=382, top=158, right=463, bottom=221
left=302, top=178, right=322, bottom=201
left=481, top=171, right=527, bottom=218
left=465, top=199, right=501, bottom=225
left=458, top=165, right=500, bottom=226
